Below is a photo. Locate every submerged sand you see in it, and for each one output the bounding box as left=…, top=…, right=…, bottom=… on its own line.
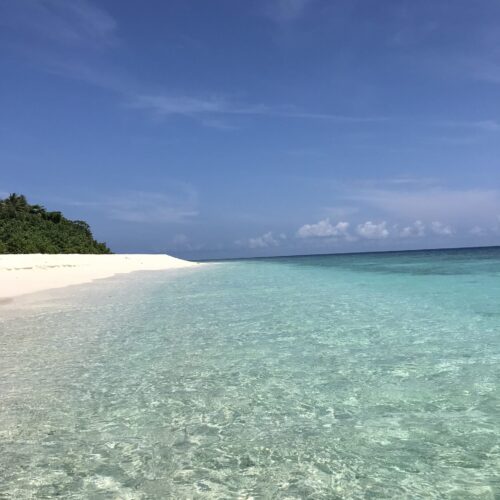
left=0, top=254, right=200, bottom=299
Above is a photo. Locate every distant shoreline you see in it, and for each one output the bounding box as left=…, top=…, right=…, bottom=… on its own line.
left=0, top=254, right=201, bottom=300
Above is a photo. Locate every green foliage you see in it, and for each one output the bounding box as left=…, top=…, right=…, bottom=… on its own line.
left=0, top=193, right=112, bottom=254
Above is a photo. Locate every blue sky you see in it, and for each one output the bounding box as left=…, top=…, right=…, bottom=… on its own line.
left=1, top=0, right=500, bottom=258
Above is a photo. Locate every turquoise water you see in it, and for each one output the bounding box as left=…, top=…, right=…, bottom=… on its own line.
left=1, top=248, right=500, bottom=498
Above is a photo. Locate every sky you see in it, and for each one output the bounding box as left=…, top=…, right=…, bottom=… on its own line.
left=1, top=0, right=500, bottom=259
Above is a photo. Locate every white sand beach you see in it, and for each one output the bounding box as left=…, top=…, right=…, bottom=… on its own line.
left=0, top=254, right=200, bottom=300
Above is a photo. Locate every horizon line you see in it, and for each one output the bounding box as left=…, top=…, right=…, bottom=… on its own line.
left=197, top=244, right=500, bottom=262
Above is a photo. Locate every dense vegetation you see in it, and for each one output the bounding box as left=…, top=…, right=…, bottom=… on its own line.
left=0, top=194, right=111, bottom=253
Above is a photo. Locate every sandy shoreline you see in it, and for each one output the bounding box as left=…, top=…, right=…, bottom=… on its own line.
left=0, top=254, right=200, bottom=299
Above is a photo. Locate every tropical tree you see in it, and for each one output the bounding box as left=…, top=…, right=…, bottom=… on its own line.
left=0, top=193, right=112, bottom=254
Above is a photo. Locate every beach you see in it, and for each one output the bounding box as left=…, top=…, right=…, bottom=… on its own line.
left=0, top=253, right=200, bottom=300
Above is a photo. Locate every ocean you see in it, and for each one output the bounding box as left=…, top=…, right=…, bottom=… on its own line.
left=1, top=247, right=500, bottom=498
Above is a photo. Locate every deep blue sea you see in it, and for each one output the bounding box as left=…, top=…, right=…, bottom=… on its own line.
left=1, top=248, right=500, bottom=498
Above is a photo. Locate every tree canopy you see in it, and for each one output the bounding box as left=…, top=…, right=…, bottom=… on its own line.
left=0, top=193, right=111, bottom=254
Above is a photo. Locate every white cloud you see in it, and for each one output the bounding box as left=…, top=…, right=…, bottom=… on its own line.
left=132, top=95, right=385, bottom=123
left=400, top=220, right=425, bottom=238
left=346, top=187, right=500, bottom=227
left=430, top=221, right=453, bottom=236
left=296, top=219, right=350, bottom=238
left=469, top=226, right=485, bottom=236
left=0, top=0, right=117, bottom=48
left=39, top=60, right=386, bottom=126
left=440, top=120, right=500, bottom=132
left=132, top=94, right=235, bottom=117
left=356, top=221, right=389, bottom=239
left=68, top=186, right=198, bottom=223
left=323, top=205, right=360, bottom=219
left=169, top=233, right=205, bottom=252
left=172, top=233, right=189, bottom=245
left=243, top=231, right=286, bottom=248
left=264, top=0, right=313, bottom=23
left=1, top=1, right=386, bottom=128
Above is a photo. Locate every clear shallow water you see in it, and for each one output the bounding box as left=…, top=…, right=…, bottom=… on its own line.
left=1, top=248, right=500, bottom=499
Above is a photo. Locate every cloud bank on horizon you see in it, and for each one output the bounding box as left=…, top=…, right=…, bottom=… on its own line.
left=0, top=0, right=499, bottom=258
